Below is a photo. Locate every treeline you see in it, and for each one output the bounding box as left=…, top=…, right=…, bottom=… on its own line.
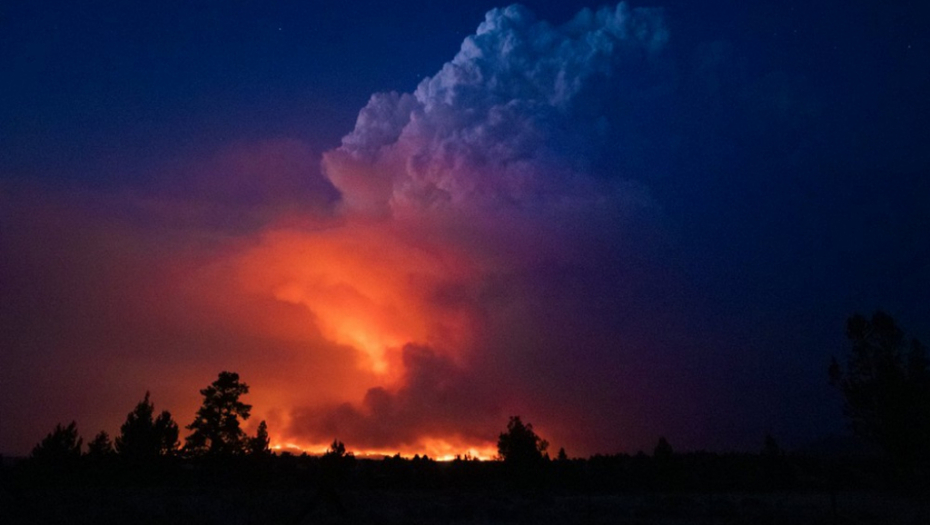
left=5, top=311, right=929, bottom=495
left=2, top=430, right=904, bottom=494
left=3, top=436, right=914, bottom=525
left=25, top=371, right=269, bottom=467
left=0, top=409, right=909, bottom=494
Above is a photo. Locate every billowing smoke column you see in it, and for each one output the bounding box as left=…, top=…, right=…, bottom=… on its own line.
left=0, top=3, right=685, bottom=458
left=280, top=3, right=680, bottom=456
left=324, top=3, right=668, bottom=216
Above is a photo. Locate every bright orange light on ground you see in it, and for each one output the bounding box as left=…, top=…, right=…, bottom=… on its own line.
left=269, top=437, right=498, bottom=461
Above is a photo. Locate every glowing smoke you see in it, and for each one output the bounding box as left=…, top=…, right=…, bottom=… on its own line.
left=0, top=3, right=684, bottom=457
left=283, top=2, right=677, bottom=454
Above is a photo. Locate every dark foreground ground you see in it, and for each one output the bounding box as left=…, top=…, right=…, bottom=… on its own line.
left=2, top=487, right=927, bottom=525
left=5, top=451, right=929, bottom=524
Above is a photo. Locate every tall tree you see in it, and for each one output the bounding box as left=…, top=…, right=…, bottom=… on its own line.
left=497, top=416, right=548, bottom=466
left=830, top=311, right=930, bottom=467
left=31, top=421, right=82, bottom=462
left=248, top=420, right=271, bottom=456
left=186, top=371, right=252, bottom=456
left=115, top=392, right=180, bottom=460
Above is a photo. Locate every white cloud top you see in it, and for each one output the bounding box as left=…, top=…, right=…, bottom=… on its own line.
left=324, top=3, right=668, bottom=216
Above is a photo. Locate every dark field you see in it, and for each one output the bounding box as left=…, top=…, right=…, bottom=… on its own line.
left=2, top=486, right=927, bottom=524
left=5, top=450, right=929, bottom=525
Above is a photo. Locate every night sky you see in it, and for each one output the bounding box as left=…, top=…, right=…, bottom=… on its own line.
left=2, top=0, right=928, bottom=459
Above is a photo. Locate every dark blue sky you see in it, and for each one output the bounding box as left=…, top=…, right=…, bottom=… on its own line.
left=1, top=1, right=928, bottom=456
left=4, top=1, right=927, bottom=182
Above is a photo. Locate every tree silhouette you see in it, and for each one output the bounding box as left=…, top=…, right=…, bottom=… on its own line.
left=86, top=430, right=114, bottom=458
left=115, top=392, right=180, bottom=460
left=248, top=420, right=271, bottom=456
left=761, top=434, right=781, bottom=458
left=760, top=433, right=792, bottom=489
left=497, top=416, right=548, bottom=466
left=653, top=436, right=674, bottom=459
left=31, top=421, right=82, bottom=462
left=830, top=311, right=930, bottom=468
left=185, top=371, right=252, bottom=456
left=323, top=439, right=347, bottom=460
left=318, top=439, right=353, bottom=513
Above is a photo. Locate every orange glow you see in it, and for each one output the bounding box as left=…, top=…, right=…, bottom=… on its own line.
left=231, top=222, right=478, bottom=378
left=269, top=437, right=498, bottom=461
left=185, top=216, right=495, bottom=456
left=0, top=144, right=534, bottom=457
